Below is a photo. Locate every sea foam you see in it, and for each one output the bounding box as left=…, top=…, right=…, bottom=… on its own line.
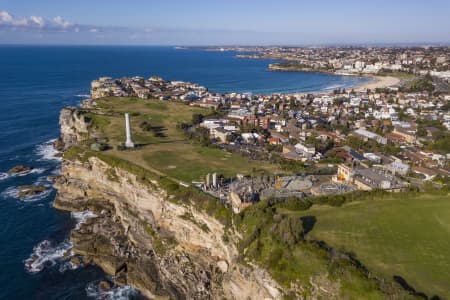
left=0, top=168, right=45, bottom=180
left=15, top=168, right=46, bottom=177
left=324, top=83, right=345, bottom=90
left=85, top=282, right=139, bottom=300
left=0, top=172, right=10, bottom=181
left=24, top=239, right=73, bottom=274
left=35, top=139, right=62, bottom=162
left=1, top=185, right=52, bottom=202
left=75, top=94, right=90, bottom=98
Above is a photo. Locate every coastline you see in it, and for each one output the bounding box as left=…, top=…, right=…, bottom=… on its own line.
left=353, top=75, right=401, bottom=92
left=305, top=74, right=401, bottom=95
left=265, top=62, right=401, bottom=94
left=246, top=58, right=404, bottom=94
left=298, top=73, right=401, bottom=95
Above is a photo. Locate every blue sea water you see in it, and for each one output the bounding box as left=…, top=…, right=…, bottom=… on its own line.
left=0, top=46, right=369, bottom=299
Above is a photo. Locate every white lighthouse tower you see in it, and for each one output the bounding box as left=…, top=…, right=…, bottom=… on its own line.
left=124, top=113, right=135, bottom=148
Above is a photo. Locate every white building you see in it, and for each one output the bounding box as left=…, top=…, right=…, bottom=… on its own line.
left=294, top=143, right=316, bottom=158
left=354, top=128, right=387, bottom=145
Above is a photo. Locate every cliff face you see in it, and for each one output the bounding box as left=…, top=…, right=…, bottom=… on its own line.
left=54, top=108, right=282, bottom=299
left=59, top=107, right=90, bottom=148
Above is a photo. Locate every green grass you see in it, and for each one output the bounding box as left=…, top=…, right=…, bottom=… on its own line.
left=234, top=200, right=405, bottom=299
left=142, top=145, right=275, bottom=182
left=84, top=113, right=110, bottom=131
left=83, top=97, right=281, bottom=182
left=291, top=193, right=450, bottom=299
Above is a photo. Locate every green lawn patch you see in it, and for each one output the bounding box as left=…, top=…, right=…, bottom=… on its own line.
left=291, top=193, right=450, bottom=299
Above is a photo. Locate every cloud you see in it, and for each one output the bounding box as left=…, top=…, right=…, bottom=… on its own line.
left=0, top=10, right=89, bottom=32
left=0, top=11, right=27, bottom=26
left=29, top=16, right=45, bottom=27
left=53, top=16, right=72, bottom=29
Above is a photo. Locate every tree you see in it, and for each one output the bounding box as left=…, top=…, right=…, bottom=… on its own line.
left=192, top=113, right=204, bottom=125
left=417, top=127, right=427, bottom=137
left=290, top=98, right=298, bottom=109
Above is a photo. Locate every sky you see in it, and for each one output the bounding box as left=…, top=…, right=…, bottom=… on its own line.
left=0, top=0, right=449, bottom=45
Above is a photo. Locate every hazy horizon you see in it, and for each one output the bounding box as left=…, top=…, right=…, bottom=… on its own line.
left=1, top=0, right=450, bottom=45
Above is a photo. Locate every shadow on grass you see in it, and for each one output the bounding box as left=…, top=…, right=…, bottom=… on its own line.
left=300, top=215, right=317, bottom=235
left=393, top=275, right=438, bottom=300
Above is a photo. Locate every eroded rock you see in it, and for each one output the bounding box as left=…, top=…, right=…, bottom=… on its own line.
left=17, top=185, right=47, bottom=198
left=8, top=165, right=33, bottom=174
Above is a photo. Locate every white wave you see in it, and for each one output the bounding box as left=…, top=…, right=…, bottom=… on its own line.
left=1, top=168, right=45, bottom=179
left=14, top=168, right=46, bottom=177
left=1, top=185, right=52, bottom=202
left=71, top=210, right=97, bottom=230
left=1, top=186, right=19, bottom=199
left=24, top=239, right=73, bottom=274
left=58, top=257, right=82, bottom=273
left=35, top=139, right=62, bottom=162
left=323, top=83, right=345, bottom=90
left=0, top=172, right=10, bottom=181
left=86, top=282, right=139, bottom=300
left=35, top=176, right=53, bottom=188
left=23, top=188, right=52, bottom=202
left=75, top=94, right=90, bottom=98
left=51, top=168, right=61, bottom=175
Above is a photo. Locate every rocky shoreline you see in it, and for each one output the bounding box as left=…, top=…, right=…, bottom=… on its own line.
left=52, top=107, right=283, bottom=299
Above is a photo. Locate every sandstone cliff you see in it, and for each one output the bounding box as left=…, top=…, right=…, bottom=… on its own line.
left=54, top=108, right=283, bottom=299
left=59, top=107, right=90, bottom=148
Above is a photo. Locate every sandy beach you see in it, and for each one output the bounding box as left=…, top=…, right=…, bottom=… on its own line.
left=354, top=75, right=401, bottom=91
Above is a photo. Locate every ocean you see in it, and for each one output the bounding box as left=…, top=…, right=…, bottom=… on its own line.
left=0, top=46, right=369, bottom=299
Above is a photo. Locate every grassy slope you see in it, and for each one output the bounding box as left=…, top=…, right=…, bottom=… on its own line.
left=235, top=199, right=410, bottom=299
left=290, top=193, right=450, bottom=299
left=88, top=97, right=280, bottom=182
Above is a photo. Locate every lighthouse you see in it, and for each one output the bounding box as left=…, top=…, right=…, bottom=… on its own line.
left=124, top=113, right=135, bottom=148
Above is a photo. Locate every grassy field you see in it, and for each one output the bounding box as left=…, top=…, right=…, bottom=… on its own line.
left=287, top=193, right=450, bottom=299
left=88, top=97, right=281, bottom=182
left=235, top=199, right=405, bottom=299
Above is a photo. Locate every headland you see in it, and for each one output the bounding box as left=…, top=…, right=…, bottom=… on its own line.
left=50, top=69, right=450, bottom=299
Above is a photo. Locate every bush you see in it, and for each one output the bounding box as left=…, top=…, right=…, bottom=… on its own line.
left=278, top=197, right=312, bottom=211
left=271, top=215, right=304, bottom=246
left=139, top=121, right=153, bottom=131
left=192, top=113, right=204, bottom=125
left=116, top=144, right=126, bottom=151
